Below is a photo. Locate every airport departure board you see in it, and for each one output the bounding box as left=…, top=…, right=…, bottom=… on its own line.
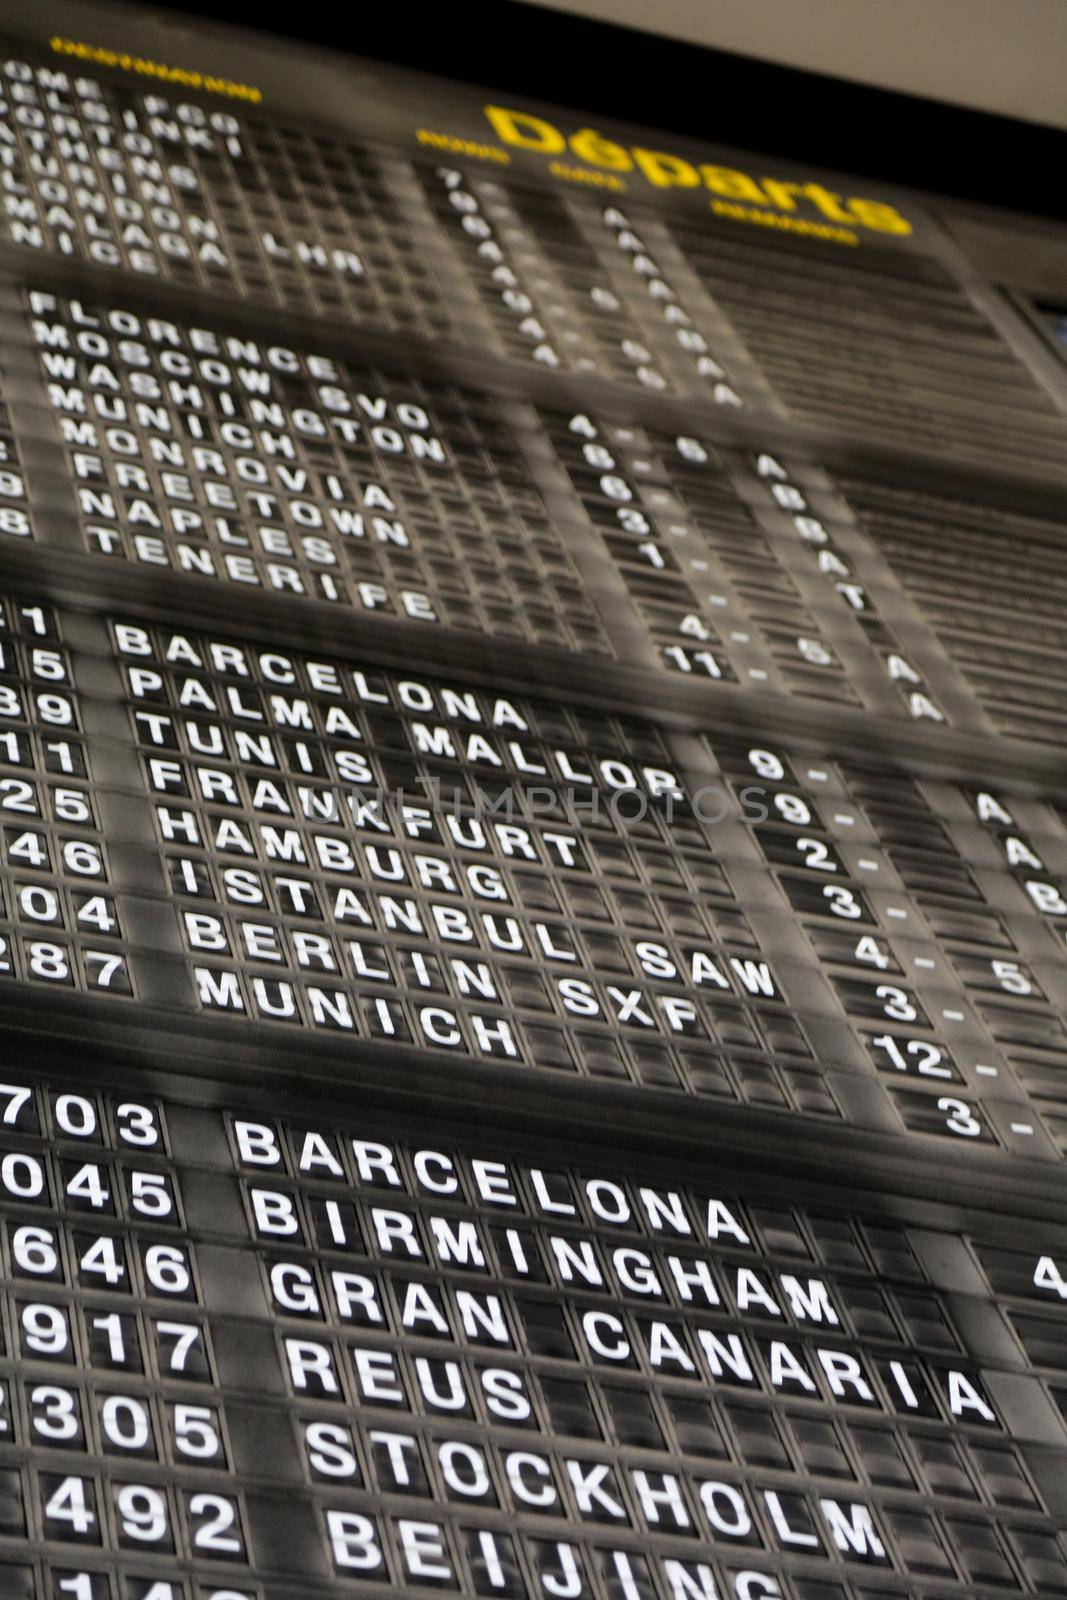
left=0, top=5, right=1064, bottom=1597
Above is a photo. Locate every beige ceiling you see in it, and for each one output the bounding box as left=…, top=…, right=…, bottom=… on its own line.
left=517, top=0, right=1067, bottom=130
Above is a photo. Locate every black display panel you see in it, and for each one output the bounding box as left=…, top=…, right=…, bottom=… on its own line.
left=0, top=2, right=1066, bottom=1595
left=15, top=288, right=612, bottom=651
left=0, top=593, right=1065, bottom=1160
left=0, top=35, right=1062, bottom=463
left=660, top=219, right=1067, bottom=477
left=829, top=474, right=1067, bottom=747
left=0, top=277, right=1053, bottom=735
left=0, top=1063, right=1061, bottom=1600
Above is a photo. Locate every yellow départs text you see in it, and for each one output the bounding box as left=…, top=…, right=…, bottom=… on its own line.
left=484, top=105, right=912, bottom=236
left=49, top=36, right=262, bottom=101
